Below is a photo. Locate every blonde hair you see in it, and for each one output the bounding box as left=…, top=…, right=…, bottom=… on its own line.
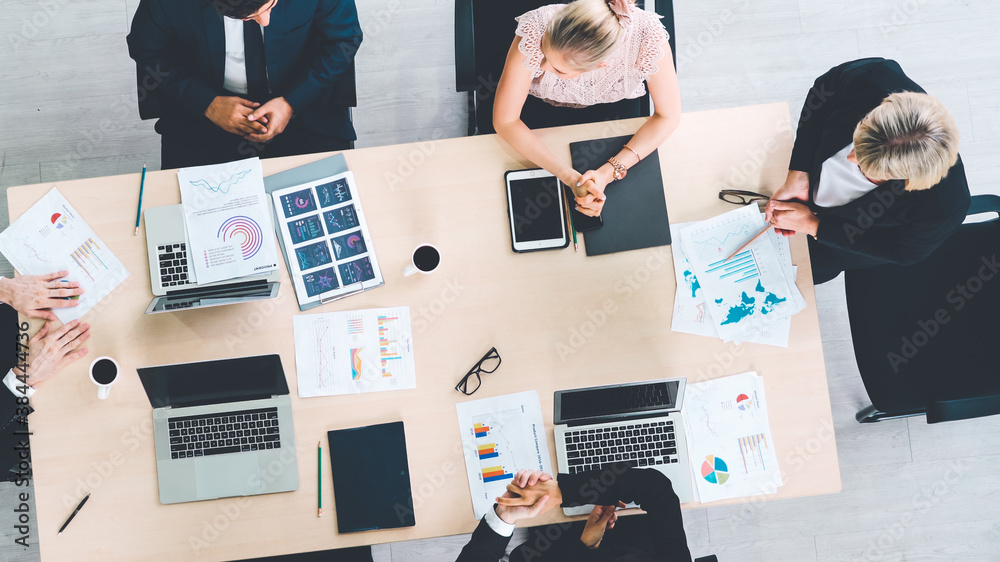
left=853, top=92, right=959, bottom=191
left=543, top=0, right=631, bottom=71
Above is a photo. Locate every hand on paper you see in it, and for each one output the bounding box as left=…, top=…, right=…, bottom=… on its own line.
left=0, top=271, right=84, bottom=321
left=245, top=97, right=294, bottom=143
left=579, top=502, right=626, bottom=549
left=205, top=96, right=267, bottom=136
left=768, top=201, right=819, bottom=237
left=15, top=319, right=91, bottom=388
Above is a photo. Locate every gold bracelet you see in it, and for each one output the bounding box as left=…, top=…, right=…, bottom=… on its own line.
left=607, top=156, right=627, bottom=181
left=623, top=144, right=641, bottom=163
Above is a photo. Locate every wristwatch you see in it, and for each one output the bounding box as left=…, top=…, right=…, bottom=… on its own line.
left=607, top=156, right=627, bottom=181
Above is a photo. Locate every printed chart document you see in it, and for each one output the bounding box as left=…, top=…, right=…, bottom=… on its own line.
left=670, top=221, right=798, bottom=347
left=292, top=306, right=415, bottom=397
left=456, top=391, right=552, bottom=518
left=679, top=205, right=804, bottom=343
left=0, top=188, right=129, bottom=322
left=682, top=372, right=782, bottom=503
left=271, top=171, right=384, bottom=306
left=178, top=157, right=279, bottom=284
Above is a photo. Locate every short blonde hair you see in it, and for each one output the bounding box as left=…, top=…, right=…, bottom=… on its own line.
left=543, top=0, right=630, bottom=71
left=853, top=92, right=959, bottom=191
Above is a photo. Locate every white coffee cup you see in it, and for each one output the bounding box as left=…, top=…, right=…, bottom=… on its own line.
left=403, top=244, right=441, bottom=276
left=89, top=356, right=120, bottom=400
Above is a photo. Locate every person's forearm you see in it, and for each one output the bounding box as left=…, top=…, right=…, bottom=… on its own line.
left=495, top=119, right=581, bottom=195
left=0, top=278, right=12, bottom=305
left=593, top=111, right=680, bottom=182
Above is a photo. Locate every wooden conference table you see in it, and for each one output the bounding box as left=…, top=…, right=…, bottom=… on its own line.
left=10, top=102, right=840, bottom=561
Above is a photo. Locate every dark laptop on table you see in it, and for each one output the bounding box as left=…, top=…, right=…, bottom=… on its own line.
left=137, top=354, right=299, bottom=504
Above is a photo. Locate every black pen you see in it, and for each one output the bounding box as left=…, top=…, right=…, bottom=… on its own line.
left=58, top=493, right=90, bottom=535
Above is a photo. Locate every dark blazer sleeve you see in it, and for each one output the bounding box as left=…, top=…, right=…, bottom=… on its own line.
left=0, top=386, right=18, bottom=429
left=788, top=60, right=857, bottom=172
left=559, top=465, right=692, bottom=561
left=455, top=516, right=515, bottom=562
left=127, top=0, right=219, bottom=118
left=282, top=0, right=362, bottom=112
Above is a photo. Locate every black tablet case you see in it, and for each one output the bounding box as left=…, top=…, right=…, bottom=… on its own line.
left=327, top=421, right=415, bottom=533
left=570, top=135, right=671, bottom=256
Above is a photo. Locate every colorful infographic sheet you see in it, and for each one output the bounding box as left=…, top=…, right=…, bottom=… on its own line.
left=177, top=157, right=279, bottom=284
left=682, top=372, right=783, bottom=503
left=0, top=188, right=130, bottom=322
left=292, top=306, right=416, bottom=397
left=271, top=171, right=384, bottom=307
left=678, top=205, right=804, bottom=343
left=456, top=391, right=553, bottom=518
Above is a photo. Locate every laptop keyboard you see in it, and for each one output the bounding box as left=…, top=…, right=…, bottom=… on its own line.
left=158, top=243, right=189, bottom=288
left=564, top=420, right=679, bottom=474
left=168, top=407, right=280, bottom=459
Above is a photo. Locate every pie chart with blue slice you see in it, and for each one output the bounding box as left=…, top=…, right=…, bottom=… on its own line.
left=701, top=455, right=729, bottom=484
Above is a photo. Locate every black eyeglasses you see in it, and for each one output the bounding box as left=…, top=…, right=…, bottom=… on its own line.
left=455, top=347, right=501, bottom=395
left=719, top=189, right=770, bottom=206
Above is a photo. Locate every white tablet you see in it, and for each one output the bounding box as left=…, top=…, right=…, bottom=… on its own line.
left=504, top=169, right=570, bottom=253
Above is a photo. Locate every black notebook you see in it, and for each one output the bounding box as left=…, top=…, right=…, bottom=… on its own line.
left=570, top=135, right=671, bottom=256
left=327, top=421, right=415, bottom=533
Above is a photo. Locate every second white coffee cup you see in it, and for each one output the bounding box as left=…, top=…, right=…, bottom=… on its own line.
left=89, top=356, right=120, bottom=400
left=403, top=244, right=441, bottom=276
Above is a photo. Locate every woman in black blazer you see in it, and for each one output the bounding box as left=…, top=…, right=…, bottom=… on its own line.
left=766, top=58, right=970, bottom=284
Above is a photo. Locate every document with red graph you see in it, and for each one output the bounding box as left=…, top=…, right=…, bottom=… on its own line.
left=0, top=187, right=129, bottom=322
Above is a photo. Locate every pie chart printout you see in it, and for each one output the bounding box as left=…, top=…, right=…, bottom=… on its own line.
left=701, top=455, right=730, bottom=484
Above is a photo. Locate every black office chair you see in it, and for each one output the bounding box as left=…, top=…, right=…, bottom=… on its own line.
left=229, top=545, right=372, bottom=562
left=845, top=194, right=1000, bottom=423
left=454, top=0, right=676, bottom=136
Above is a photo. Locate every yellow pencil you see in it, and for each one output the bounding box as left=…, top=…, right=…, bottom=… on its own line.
left=724, top=224, right=772, bottom=262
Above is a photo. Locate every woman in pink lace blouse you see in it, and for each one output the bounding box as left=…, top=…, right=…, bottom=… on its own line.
left=494, top=0, right=681, bottom=217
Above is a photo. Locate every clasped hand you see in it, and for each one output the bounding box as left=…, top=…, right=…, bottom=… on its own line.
left=205, top=96, right=293, bottom=143
left=571, top=167, right=613, bottom=217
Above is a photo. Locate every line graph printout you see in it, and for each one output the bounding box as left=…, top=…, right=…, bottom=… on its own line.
left=178, top=157, right=278, bottom=284
left=682, top=372, right=782, bottom=503
left=457, top=391, right=552, bottom=518
left=292, top=306, right=415, bottom=397
left=679, top=205, right=803, bottom=342
left=0, top=188, right=129, bottom=322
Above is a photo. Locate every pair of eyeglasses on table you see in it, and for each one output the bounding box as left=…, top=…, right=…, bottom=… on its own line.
left=455, top=347, right=501, bottom=395
left=719, top=189, right=771, bottom=206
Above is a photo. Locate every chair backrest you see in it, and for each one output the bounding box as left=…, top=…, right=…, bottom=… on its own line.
left=455, top=0, right=676, bottom=135
left=845, top=194, right=1000, bottom=423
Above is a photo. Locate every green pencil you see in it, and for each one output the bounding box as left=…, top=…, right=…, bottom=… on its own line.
left=566, top=196, right=579, bottom=252
left=134, top=163, right=147, bottom=235
left=317, top=441, right=322, bottom=517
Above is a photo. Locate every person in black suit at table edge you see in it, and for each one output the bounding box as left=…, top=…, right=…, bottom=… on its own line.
left=127, top=0, right=362, bottom=170
left=456, top=466, right=692, bottom=562
left=0, top=272, right=91, bottom=480
left=765, top=57, right=970, bottom=285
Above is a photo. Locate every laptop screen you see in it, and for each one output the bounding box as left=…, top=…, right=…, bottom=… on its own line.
left=556, top=380, right=681, bottom=424
left=137, top=354, right=289, bottom=409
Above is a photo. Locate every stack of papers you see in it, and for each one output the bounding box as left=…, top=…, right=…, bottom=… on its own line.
left=292, top=306, right=416, bottom=397
left=682, top=371, right=782, bottom=503
left=671, top=205, right=805, bottom=347
left=0, top=188, right=129, bottom=322
left=178, top=157, right=279, bottom=285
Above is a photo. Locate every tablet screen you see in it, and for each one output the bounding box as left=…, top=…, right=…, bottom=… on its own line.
left=509, top=176, right=565, bottom=243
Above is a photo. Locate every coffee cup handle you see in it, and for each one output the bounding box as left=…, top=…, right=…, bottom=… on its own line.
left=97, top=385, right=111, bottom=400
left=403, top=264, right=419, bottom=277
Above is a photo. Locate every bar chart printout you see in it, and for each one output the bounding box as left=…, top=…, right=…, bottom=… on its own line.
left=0, top=187, right=130, bottom=322
left=292, top=306, right=416, bottom=397
left=457, top=391, right=552, bottom=517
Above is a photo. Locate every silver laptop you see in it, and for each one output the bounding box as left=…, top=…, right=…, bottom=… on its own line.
left=137, top=355, right=299, bottom=504
left=143, top=204, right=280, bottom=314
left=554, top=378, right=694, bottom=515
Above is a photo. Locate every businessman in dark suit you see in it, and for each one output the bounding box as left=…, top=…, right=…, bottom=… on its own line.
left=127, top=0, right=362, bottom=169
left=766, top=58, right=970, bottom=284
left=456, top=466, right=691, bottom=562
